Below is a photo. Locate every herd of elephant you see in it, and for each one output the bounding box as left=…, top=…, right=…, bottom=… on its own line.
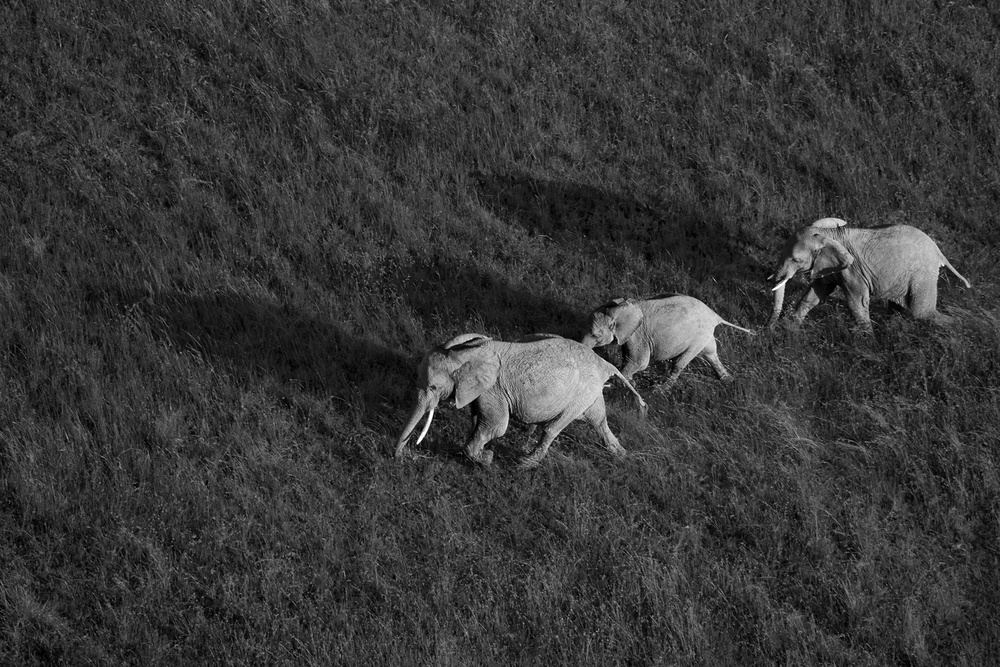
left=394, top=217, right=972, bottom=468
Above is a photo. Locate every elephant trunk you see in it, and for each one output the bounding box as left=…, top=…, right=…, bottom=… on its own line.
left=394, top=394, right=435, bottom=458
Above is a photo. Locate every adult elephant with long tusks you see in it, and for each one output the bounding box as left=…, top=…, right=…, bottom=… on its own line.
left=394, top=333, right=647, bottom=468
left=768, top=217, right=971, bottom=332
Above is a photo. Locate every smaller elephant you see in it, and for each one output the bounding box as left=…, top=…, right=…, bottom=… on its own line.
left=394, top=333, right=647, bottom=468
left=580, top=294, right=755, bottom=390
left=768, top=217, right=971, bottom=331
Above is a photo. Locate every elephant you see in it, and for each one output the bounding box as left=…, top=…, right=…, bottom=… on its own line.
left=768, top=217, right=971, bottom=331
left=580, top=294, right=755, bottom=390
left=394, top=333, right=648, bottom=468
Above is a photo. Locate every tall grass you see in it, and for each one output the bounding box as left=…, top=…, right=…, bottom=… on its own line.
left=1, top=0, right=998, bottom=664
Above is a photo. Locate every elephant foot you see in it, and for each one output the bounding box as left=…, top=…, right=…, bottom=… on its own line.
left=720, top=374, right=735, bottom=385
left=467, top=449, right=494, bottom=467
left=608, top=443, right=626, bottom=459
left=927, top=311, right=954, bottom=326
left=518, top=453, right=544, bottom=470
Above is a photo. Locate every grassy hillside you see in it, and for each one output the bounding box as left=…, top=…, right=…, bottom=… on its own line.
left=2, top=0, right=999, bottom=663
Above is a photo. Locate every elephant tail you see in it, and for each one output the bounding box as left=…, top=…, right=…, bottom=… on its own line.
left=942, top=257, right=971, bottom=289
left=610, top=367, right=648, bottom=418
left=719, top=319, right=757, bottom=335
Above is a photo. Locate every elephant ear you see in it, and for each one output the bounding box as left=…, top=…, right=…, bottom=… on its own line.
left=443, top=333, right=491, bottom=350
left=450, top=345, right=501, bottom=409
left=811, top=236, right=854, bottom=281
left=610, top=301, right=644, bottom=345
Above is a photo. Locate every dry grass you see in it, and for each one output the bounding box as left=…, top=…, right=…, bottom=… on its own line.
left=1, top=0, right=998, bottom=664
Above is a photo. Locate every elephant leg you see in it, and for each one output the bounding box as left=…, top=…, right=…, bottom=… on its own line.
left=582, top=395, right=626, bottom=457
left=620, top=342, right=651, bottom=381
left=657, top=346, right=700, bottom=392
left=465, top=406, right=480, bottom=441
left=463, top=395, right=509, bottom=466
left=519, top=414, right=576, bottom=469
left=843, top=288, right=873, bottom=332
left=792, top=281, right=837, bottom=323
left=519, top=423, right=538, bottom=455
left=908, top=276, right=947, bottom=323
left=700, top=338, right=733, bottom=383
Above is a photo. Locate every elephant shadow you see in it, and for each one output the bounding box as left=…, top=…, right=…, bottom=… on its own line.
left=473, top=172, right=764, bottom=284
left=98, top=286, right=413, bottom=450
left=109, top=287, right=573, bottom=464
left=389, top=256, right=589, bottom=340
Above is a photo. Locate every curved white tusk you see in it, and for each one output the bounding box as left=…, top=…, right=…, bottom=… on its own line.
left=415, top=408, right=435, bottom=445
left=771, top=276, right=791, bottom=292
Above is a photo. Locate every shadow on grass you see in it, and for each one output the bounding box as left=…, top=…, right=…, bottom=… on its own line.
left=97, top=272, right=615, bottom=465
left=391, top=255, right=588, bottom=340
left=100, top=286, right=412, bottom=421
left=474, top=172, right=761, bottom=283
left=102, top=287, right=551, bottom=464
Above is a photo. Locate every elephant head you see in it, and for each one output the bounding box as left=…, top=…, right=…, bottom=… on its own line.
left=394, top=334, right=501, bottom=457
left=768, top=218, right=854, bottom=326
left=581, top=299, right=644, bottom=348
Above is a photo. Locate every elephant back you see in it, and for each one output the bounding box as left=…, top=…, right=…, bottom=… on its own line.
left=516, top=333, right=563, bottom=343
left=850, top=224, right=945, bottom=264
left=529, top=336, right=616, bottom=373
left=643, top=292, right=684, bottom=302
left=642, top=294, right=717, bottom=323
left=595, top=353, right=620, bottom=381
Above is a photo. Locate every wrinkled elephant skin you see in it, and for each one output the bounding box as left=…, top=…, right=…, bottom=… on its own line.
left=767, top=218, right=970, bottom=332
left=581, top=294, right=754, bottom=390
left=394, top=334, right=647, bottom=468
